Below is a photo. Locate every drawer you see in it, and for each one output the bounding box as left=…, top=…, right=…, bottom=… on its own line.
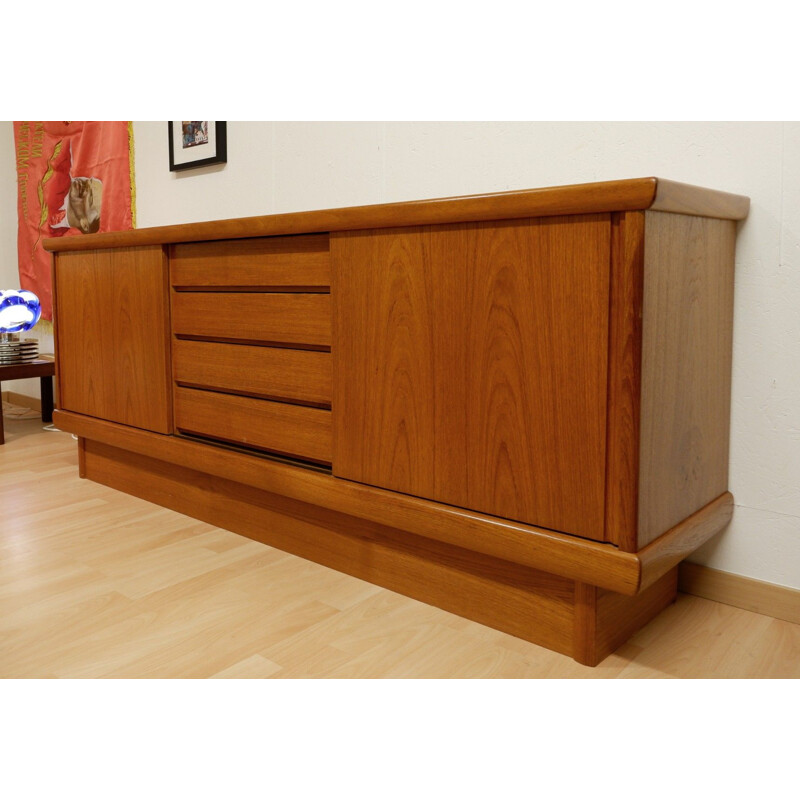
left=173, top=339, right=331, bottom=407
left=174, top=386, right=332, bottom=464
left=171, top=235, right=330, bottom=290
left=172, top=292, right=331, bottom=348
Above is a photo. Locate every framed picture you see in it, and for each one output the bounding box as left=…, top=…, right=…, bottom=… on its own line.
left=168, top=121, right=227, bottom=171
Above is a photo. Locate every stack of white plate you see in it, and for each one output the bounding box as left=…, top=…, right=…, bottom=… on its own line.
left=0, top=337, right=39, bottom=365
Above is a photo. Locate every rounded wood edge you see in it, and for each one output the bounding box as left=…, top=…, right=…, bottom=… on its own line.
left=651, top=179, right=750, bottom=220
left=637, top=493, right=735, bottom=592
left=53, top=409, right=642, bottom=594
left=43, top=178, right=659, bottom=253
left=44, top=178, right=751, bottom=252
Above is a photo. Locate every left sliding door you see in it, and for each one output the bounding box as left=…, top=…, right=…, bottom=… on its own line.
left=53, top=245, right=172, bottom=433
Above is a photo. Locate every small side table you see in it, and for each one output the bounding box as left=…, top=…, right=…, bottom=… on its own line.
left=0, top=358, right=56, bottom=445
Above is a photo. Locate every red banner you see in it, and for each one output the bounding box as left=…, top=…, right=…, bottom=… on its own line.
left=14, top=121, right=135, bottom=320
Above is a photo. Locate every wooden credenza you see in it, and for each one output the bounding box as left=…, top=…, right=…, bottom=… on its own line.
left=44, top=177, right=749, bottom=665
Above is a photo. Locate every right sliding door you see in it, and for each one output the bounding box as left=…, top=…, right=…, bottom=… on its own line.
left=332, top=214, right=611, bottom=541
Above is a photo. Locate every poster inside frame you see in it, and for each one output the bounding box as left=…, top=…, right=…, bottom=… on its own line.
left=168, top=121, right=227, bottom=171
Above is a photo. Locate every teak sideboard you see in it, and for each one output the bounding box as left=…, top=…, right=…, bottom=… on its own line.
left=44, top=177, right=750, bottom=666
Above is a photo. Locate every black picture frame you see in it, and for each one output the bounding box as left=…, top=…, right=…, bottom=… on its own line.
left=168, top=121, right=227, bottom=171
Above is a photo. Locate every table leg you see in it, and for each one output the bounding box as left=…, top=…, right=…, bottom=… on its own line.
left=0, top=380, right=4, bottom=444
left=40, top=376, right=54, bottom=424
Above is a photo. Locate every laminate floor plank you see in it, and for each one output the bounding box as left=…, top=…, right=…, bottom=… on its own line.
left=1, top=418, right=797, bottom=679
left=211, top=654, right=283, bottom=679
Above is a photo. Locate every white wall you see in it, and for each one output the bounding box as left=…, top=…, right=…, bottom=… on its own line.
left=0, top=124, right=18, bottom=282
left=3, top=121, right=798, bottom=591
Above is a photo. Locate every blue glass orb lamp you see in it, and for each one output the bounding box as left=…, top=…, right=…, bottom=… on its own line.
left=0, top=289, right=42, bottom=364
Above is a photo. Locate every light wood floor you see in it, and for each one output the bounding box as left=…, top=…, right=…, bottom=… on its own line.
left=2, top=417, right=798, bottom=678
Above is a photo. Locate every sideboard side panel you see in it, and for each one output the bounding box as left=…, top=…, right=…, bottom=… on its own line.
left=637, top=211, right=736, bottom=546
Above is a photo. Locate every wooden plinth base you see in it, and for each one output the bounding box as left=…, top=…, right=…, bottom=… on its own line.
left=82, top=438, right=677, bottom=666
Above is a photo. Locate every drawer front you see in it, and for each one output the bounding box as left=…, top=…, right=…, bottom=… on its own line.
left=173, top=339, right=331, bottom=407
left=172, top=292, right=331, bottom=348
left=174, top=386, right=332, bottom=464
left=171, top=235, right=330, bottom=290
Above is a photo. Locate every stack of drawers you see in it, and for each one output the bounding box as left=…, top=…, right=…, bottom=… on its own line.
left=169, top=235, right=332, bottom=465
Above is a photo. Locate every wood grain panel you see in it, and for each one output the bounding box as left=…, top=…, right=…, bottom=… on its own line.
left=170, top=235, right=330, bottom=290
left=605, top=212, right=645, bottom=549
left=638, top=212, right=736, bottom=546
left=174, top=386, right=332, bottom=465
left=333, top=215, right=611, bottom=540
left=54, top=246, right=172, bottom=433
left=173, top=339, right=331, bottom=407
left=333, top=226, right=437, bottom=495
left=171, top=292, right=331, bottom=348
left=82, top=439, right=577, bottom=656
left=464, top=217, right=611, bottom=537
left=572, top=583, right=599, bottom=666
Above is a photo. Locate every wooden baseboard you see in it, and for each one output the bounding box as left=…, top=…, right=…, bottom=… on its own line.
left=1, top=391, right=42, bottom=412
left=679, top=562, right=800, bottom=625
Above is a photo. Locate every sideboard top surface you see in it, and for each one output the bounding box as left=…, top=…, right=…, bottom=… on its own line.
left=43, top=177, right=750, bottom=253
